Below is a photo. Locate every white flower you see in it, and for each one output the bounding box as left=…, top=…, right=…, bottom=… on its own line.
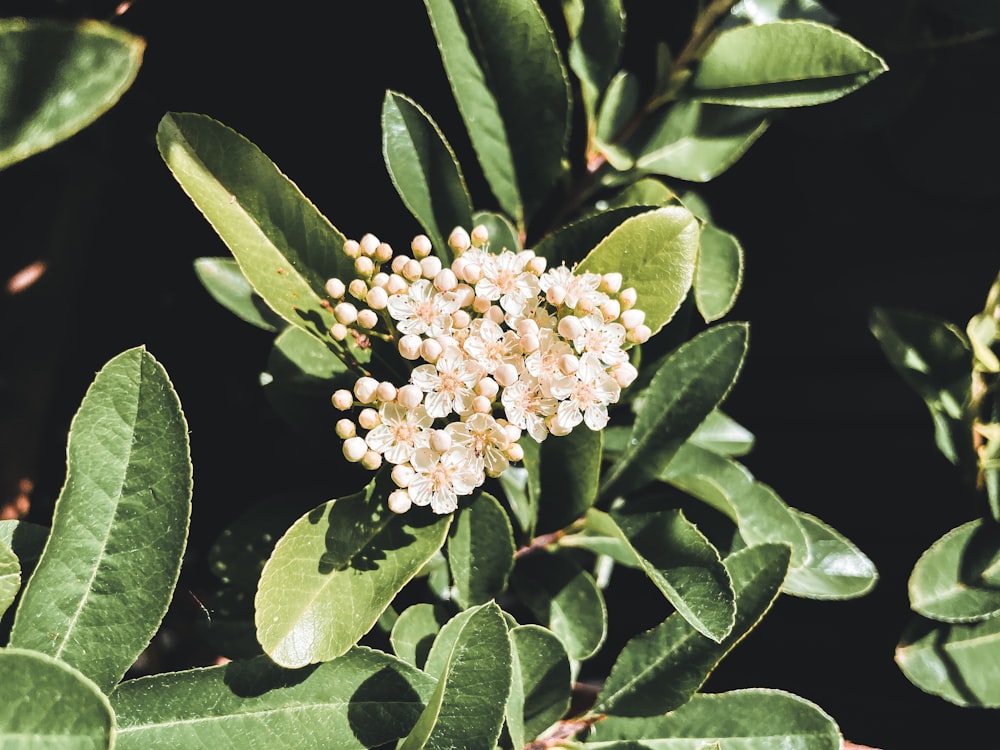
left=524, top=327, right=574, bottom=398
left=501, top=375, right=556, bottom=442
left=462, top=318, right=521, bottom=374
left=572, top=312, right=628, bottom=366
left=550, top=353, right=621, bottom=432
left=387, top=278, right=460, bottom=337
left=446, top=413, right=511, bottom=479
left=364, top=403, right=432, bottom=464
left=410, top=347, right=483, bottom=418
left=540, top=265, right=608, bottom=312
left=408, top=445, right=481, bottom=514
left=476, top=250, right=541, bottom=315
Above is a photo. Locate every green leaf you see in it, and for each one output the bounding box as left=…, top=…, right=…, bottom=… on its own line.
left=871, top=307, right=972, bottom=464
left=688, top=410, right=754, bottom=457
left=783, top=510, right=878, bottom=600
left=0, top=648, right=114, bottom=749
left=382, top=90, right=473, bottom=261
left=909, top=518, right=1000, bottom=623
left=607, top=100, right=770, bottom=182
left=497, top=464, right=535, bottom=535
left=193, top=257, right=284, bottom=331
left=603, top=178, right=676, bottom=210
left=511, top=550, right=607, bottom=661
left=390, top=603, right=452, bottom=669
left=473, top=210, right=521, bottom=253
left=0, top=519, right=48, bottom=570
left=601, top=323, right=748, bottom=501
left=595, top=543, right=790, bottom=716
left=690, top=21, right=888, bottom=107
left=586, top=688, right=841, bottom=749
left=0, top=18, right=144, bottom=169
left=112, top=647, right=435, bottom=749
left=426, top=0, right=571, bottom=225
left=157, top=112, right=346, bottom=341
left=577, top=207, right=700, bottom=339
left=9, top=347, right=192, bottom=694
left=534, top=424, right=602, bottom=535
left=255, top=478, right=452, bottom=668
left=897, top=613, right=1000, bottom=707
left=507, top=624, right=571, bottom=747
left=562, top=0, right=625, bottom=124
left=595, top=71, right=641, bottom=161
left=0, top=544, right=18, bottom=621
left=399, top=602, right=512, bottom=750
left=584, top=509, right=735, bottom=642
left=694, top=220, right=744, bottom=322
left=532, top=206, right=650, bottom=268
left=726, top=0, right=838, bottom=25
left=447, top=492, right=515, bottom=608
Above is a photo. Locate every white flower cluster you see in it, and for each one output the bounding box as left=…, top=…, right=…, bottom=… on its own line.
left=328, top=225, right=649, bottom=515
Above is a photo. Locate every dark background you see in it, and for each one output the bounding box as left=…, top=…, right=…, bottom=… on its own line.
left=2, top=0, right=999, bottom=746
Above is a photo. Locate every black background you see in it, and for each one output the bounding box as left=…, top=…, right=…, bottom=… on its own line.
left=2, top=0, right=999, bottom=746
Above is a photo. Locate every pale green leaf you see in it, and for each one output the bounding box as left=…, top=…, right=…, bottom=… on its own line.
left=390, top=603, right=452, bottom=669
left=909, top=518, right=1000, bottom=623
left=193, top=257, right=283, bottom=331
left=473, top=210, right=521, bottom=253
left=601, top=323, right=748, bottom=501
left=511, top=550, right=607, bottom=661
left=0, top=648, right=114, bottom=749
left=507, top=624, right=571, bottom=747
left=157, top=112, right=346, bottom=341
left=577, top=206, right=700, bottom=339
left=400, top=602, right=512, bottom=750
left=783, top=510, right=878, bottom=600
left=690, top=21, right=888, bottom=107
left=0, top=18, right=144, bottom=169
left=587, top=688, right=841, bottom=749
left=447, top=492, right=515, bottom=608
left=10, top=347, right=192, bottom=694
left=534, top=425, right=602, bottom=535
left=694, top=220, right=744, bottom=322
left=897, top=614, right=1000, bottom=707
left=255, top=478, right=452, bottom=667
left=688, top=410, right=754, bottom=457
left=596, top=543, right=790, bottom=716
left=382, top=90, right=473, bottom=261
left=112, top=647, right=435, bottom=749
left=0, top=544, right=18, bottom=621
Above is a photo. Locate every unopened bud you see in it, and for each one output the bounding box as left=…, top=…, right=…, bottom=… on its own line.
left=332, top=389, right=354, bottom=410
left=397, top=384, right=423, bottom=409
left=411, top=234, right=433, bottom=258
left=348, top=278, right=368, bottom=300
left=374, top=242, right=394, bottom=262
left=358, top=408, right=380, bottom=430
left=470, top=224, right=490, bottom=247
left=398, top=334, right=423, bottom=360
left=361, top=450, right=382, bottom=471
left=449, top=226, right=471, bottom=253
left=342, top=240, right=361, bottom=259
left=359, top=233, right=380, bottom=257
left=334, top=302, right=358, bottom=325
left=365, top=286, right=388, bottom=310
left=342, top=436, right=368, bottom=462
left=335, top=419, right=356, bottom=439
left=353, top=376, right=379, bottom=404
left=325, top=278, right=346, bottom=298
left=388, top=489, right=412, bottom=513
left=356, top=309, right=378, bottom=329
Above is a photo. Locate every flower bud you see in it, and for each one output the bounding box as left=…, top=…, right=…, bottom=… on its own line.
left=558, top=315, right=584, bottom=342
left=388, top=489, right=412, bottom=513
left=420, top=255, right=443, bottom=280
left=601, top=272, right=623, bottom=293
left=434, top=268, right=458, bottom=293
left=354, top=256, right=374, bottom=277
left=472, top=395, right=492, bottom=414
left=411, top=234, right=433, bottom=258
left=494, top=363, right=519, bottom=387
left=628, top=324, right=651, bottom=344
left=334, top=302, right=358, bottom=325
left=342, top=436, right=368, bottom=462
left=601, top=299, right=621, bottom=322
left=519, top=333, right=539, bottom=353
left=387, top=274, right=408, bottom=294
left=397, top=384, right=423, bottom=409
left=470, top=224, right=490, bottom=247
left=353, top=376, right=379, bottom=404
left=325, top=277, right=346, bottom=298
left=421, top=338, right=443, bottom=363
left=358, top=407, right=380, bottom=430
left=527, top=256, right=547, bottom=275
left=356, top=309, right=378, bottom=329
left=449, top=226, right=471, bottom=254
left=546, top=285, right=567, bottom=306
left=620, top=308, right=646, bottom=329
left=398, top=334, right=423, bottom=360
left=619, top=287, right=637, bottom=310
left=359, top=233, right=380, bottom=257
left=342, top=239, right=361, bottom=259
left=476, top=377, right=499, bottom=400
left=335, top=418, right=356, bottom=439
left=376, top=381, right=397, bottom=403
left=506, top=442, right=524, bottom=462
left=365, top=286, right=388, bottom=310
left=330, top=323, right=348, bottom=341
left=348, top=278, right=368, bottom=300
left=332, top=389, right=354, bottom=410
left=391, top=255, right=409, bottom=274
left=402, top=259, right=423, bottom=281
left=361, top=450, right=382, bottom=471
left=430, top=430, right=452, bottom=453
left=374, top=242, right=394, bottom=263
left=611, top=361, right=639, bottom=387
left=391, top=464, right=415, bottom=488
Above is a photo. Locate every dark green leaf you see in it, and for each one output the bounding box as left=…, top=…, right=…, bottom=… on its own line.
left=534, top=424, right=602, bottom=535
left=497, top=464, right=535, bottom=535
left=10, top=347, right=191, bottom=694
left=596, top=543, right=790, bottom=716
left=255, top=478, right=452, bottom=667
left=112, top=648, right=435, bottom=749
left=0, top=648, right=113, bottom=748
left=157, top=112, right=347, bottom=341
left=448, top=492, right=515, bottom=608
left=909, top=518, right=1000, bottom=623
left=603, top=178, right=676, bottom=210
left=601, top=323, right=748, bottom=501
left=473, top=210, right=521, bottom=253
left=587, top=688, right=841, bottom=749
left=511, top=550, right=607, bottom=661
left=690, top=21, right=887, bottom=107
left=532, top=206, right=650, bottom=268
left=390, top=603, right=452, bottom=669
left=694, top=220, right=744, bottom=322
left=0, top=519, right=46, bottom=584
left=193, top=257, right=284, bottom=331
left=0, top=18, right=144, bottom=169
left=0, top=545, right=18, bottom=621
left=784, top=510, right=878, bottom=600
left=507, top=624, right=571, bottom=747
left=688, top=410, right=754, bottom=457
left=595, top=71, right=641, bottom=159
left=382, top=90, right=473, bottom=261
left=399, top=602, right=512, bottom=750
left=562, top=0, right=624, bottom=124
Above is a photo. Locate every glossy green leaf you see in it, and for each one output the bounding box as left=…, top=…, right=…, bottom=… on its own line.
left=0, top=519, right=48, bottom=568
left=112, top=647, right=435, bottom=749
left=909, top=518, right=1000, bottom=623
left=690, top=21, right=887, bottom=107
left=595, top=70, right=640, bottom=160
left=726, top=0, right=838, bottom=25
left=382, top=90, right=473, bottom=261
left=473, top=210, right=521, bottom=253
left=447, top=492, right=515, bottom=608
left=601, top=323, right=748, bottom=501
left=596, top=543, right=790, bottom=716
left=423, top=606, right=478, bottom=679
left=157, top=112, right=346, bottom=341
left=694, top=220, right=744, bottom=322
left=255, top=478, right=452, bottom=668
left=897, top=614, right=1000, bottom=707
left=587, top=688, right=841, bottom=749
left=584, top=508, right=734, bottom=642
left=10, top=347, right=191, bottom=694
left=534, top=424, right=602, bottom=535
left=511, top=550, right=607, bottom=661
left=497, top=464, right=535, bottom=535
left=688, top=410, right=754, bottom=457
left=562, top=0, right=624, bottom=124
left=193, top=257, right=283, bottom=331
left=532, top=207, right=650, bottom=268
left=391, top=603, right=452, bottom=669
left=870, top=307, right=972, bottom=464
left=0, top=18, right=144, bottom=169
left=400, top=602, right=512, bottom=750
left=784, top=510, right=878, bottom=600
left=426, top=0, right=570, bottom=225
left=507, top=624, right=571, bottom=747
left=602, top=177, right=677, bottom=209
left=577, top=207, right=699, bottom=341
left=0, top=544, right=18, bottom=621
left=0, top=648, right=114, bottom=749
left=608, top=100, right=770, bottom=182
